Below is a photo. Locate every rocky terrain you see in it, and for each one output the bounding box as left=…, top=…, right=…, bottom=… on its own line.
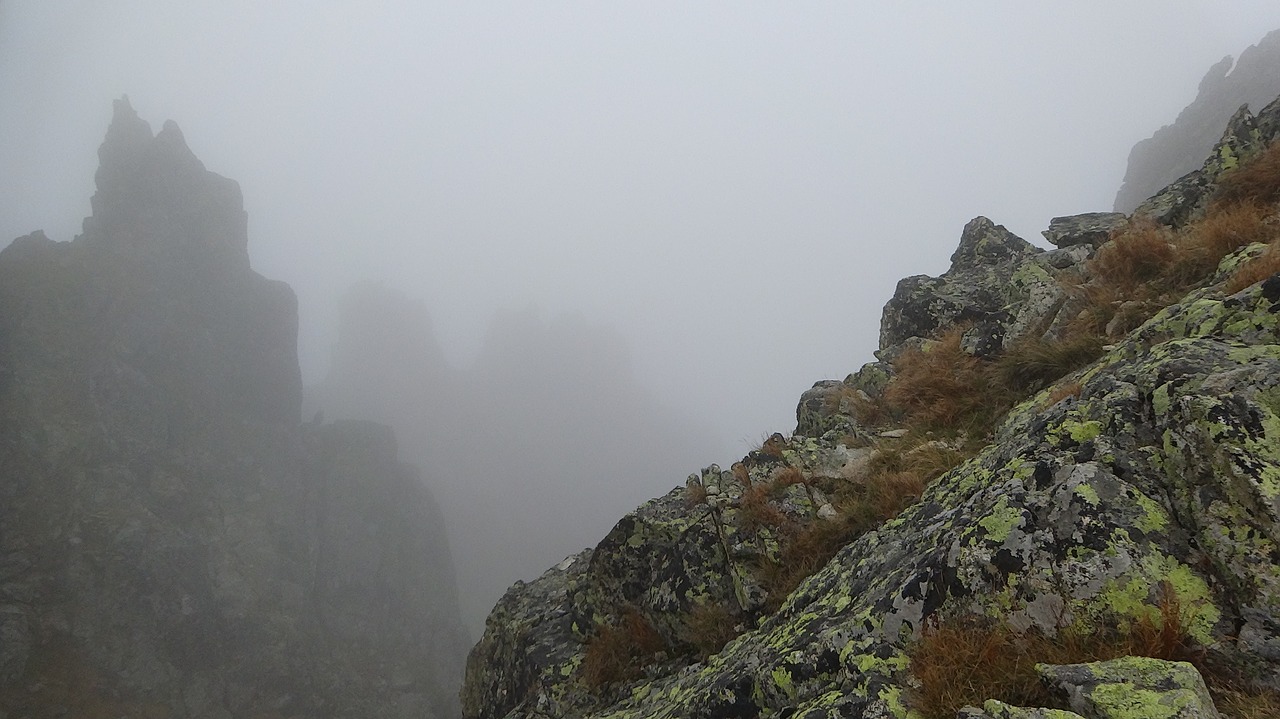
left=462, top=95, right=1280, bottom=716
left=0, top=98, right=469, bottom=718
left=1115, top=29, right=1280, bottom=213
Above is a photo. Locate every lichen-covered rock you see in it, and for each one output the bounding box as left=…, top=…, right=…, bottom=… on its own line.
left=959, top=700, right=1086, bottom=719
left=464, top=94, right=1280, bottom=719
left=879, top=217, right=1038, bottom=353
left=1042, top=213, right=1128, bottom=249
left=1116, top=29, right=1280, bottom=213
left=1134, top=98, right=1278, bottom=229
left=1040, top=657, right=1220, bottom=719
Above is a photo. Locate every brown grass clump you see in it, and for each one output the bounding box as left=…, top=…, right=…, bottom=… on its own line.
left=1043, top=381, right=1084, bottom=408
left=1226, top=242, right=1280, bottom=294
left=1171, top=202, right=1277, bottom=284
left=1090, top=220, right=1178, bottom=293
left=679, top=602, right=746, bottom=660
left=772, top=465, right=807, bottom=488
left=993, top=334, right=1104, bottom=394
left=908, top=582, right=1201, bottom=718
left=1214, top=140, right=1280, bottom=209
left=739, top=481, right=788, bottom=531
left=582, top=608, right=668, bottom=688
left=1212, top=683, right=1280, bottom=719
left=883, top=328, right=1010, bottom=433
left=684, top=481, right=708, bottom=508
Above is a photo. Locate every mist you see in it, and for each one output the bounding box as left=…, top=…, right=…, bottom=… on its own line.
left=6, top=3, right=1280, bottom=628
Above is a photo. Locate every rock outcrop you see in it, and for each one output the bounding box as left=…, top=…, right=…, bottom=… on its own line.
left=1115, top=29, right=1280, bottom=213
left=0, top=98, right=468, bottom=718
left=462, top=92, right=1280, bottom=718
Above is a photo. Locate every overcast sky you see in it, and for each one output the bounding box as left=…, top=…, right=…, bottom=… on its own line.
left=4, top=3, right=1280, bottom=465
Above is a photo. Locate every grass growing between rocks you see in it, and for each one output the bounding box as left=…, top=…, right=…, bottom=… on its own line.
left=581, top=607, right=669, bottom=689
left=908, top=583, right=1197, bottom=717
left=1067, top=142, right=1280, bottom=339
left=906, top=582, right=1280, bottom=719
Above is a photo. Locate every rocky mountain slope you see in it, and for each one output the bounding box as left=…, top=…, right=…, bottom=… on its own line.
left=0, top=98, right=469, bottom=718
left=1115, top=29, right=1280, bottom=213
left=462, top=96, right=1280, bottom=717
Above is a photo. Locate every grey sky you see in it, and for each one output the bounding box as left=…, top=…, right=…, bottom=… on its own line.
left=4, top=2, right=1280, bottom=466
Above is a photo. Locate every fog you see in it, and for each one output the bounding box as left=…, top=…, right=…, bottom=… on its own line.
left=5, top=3, right=1280, bottom=629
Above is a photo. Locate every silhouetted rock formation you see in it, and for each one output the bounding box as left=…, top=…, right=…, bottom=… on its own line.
left=0, top=98, right=467, bottom=718
left=1115, top=29, right=1280, bottom=212
left=309, top=286, right=718, bottom=633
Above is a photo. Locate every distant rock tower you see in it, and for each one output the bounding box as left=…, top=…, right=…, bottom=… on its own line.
left=1114, top=29, right=1280, bottom=213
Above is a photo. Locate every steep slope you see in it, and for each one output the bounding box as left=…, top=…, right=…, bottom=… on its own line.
left=1115, top=28, right=1280, bottom=213
left=463, top=98, right=1280, bottom=718
left=0, top=98, right=468, bottom=718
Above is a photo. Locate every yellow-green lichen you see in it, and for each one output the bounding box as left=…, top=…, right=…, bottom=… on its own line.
left=770, top=665, right=796, bottom=702
left=1074, top=483, right=1100, bottom=507
left=978, top=496, right=1024, bottom=543
left=1133, top=492, right=1170, bottom=534
left=1088, top=683, right=1191, bottom=719
left=1092, top=553, right=1220, bottom=644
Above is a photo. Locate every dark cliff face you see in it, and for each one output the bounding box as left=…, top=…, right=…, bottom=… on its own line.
left=0, top=99, right=467, bottom=718
left=1114, top=28, right=1280, bottom=213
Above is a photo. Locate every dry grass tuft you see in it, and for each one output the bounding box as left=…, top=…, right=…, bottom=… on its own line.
left=581, top=607, right=668, bottom=688
left=1043, top=381, right=1084, bottom=408
left=739, top=481, right=788, bottom=531
left=684, top=481, right=708, bottom=508
left=1214, top=140, right=1280, bottom=208
left=679, top=602, right=746, bottom=660
left=1226, top=242, right=1280, bottom=294
left=994, top=334, right=1104, bottom=394
left=1090, top=220, right=1178, bottom=293
left=883, top=328, right=1010, bottom=433
left=906, top=581, right=1236, bottom=719
left=772, top=465, right=807, bottom=487
left=1171, top=202, right=1276, bottom=284
left=908, top=582, right=1200, bottom=718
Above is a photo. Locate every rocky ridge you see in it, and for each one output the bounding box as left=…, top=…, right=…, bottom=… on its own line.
left=1115, top=29, right=1280, bottom=213
left=462, top=95, right=1280, bottom=717
left=0, top=98, right=469, bottom=718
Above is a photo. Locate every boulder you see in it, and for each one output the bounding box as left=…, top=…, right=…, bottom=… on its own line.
left=1040, top=657, right=1220, bottom=719
left=1042, top=213, right=1128, bottom=249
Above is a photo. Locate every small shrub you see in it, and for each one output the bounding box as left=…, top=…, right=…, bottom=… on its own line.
left=1225, top=242, right=1280, bottom=294
left=582, top=608, right=668, bottom=688
left=1213, top=140, right=1280, bottom=208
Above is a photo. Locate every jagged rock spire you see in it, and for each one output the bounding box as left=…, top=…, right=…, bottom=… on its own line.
left=82, top=96, right=249, bottom=271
